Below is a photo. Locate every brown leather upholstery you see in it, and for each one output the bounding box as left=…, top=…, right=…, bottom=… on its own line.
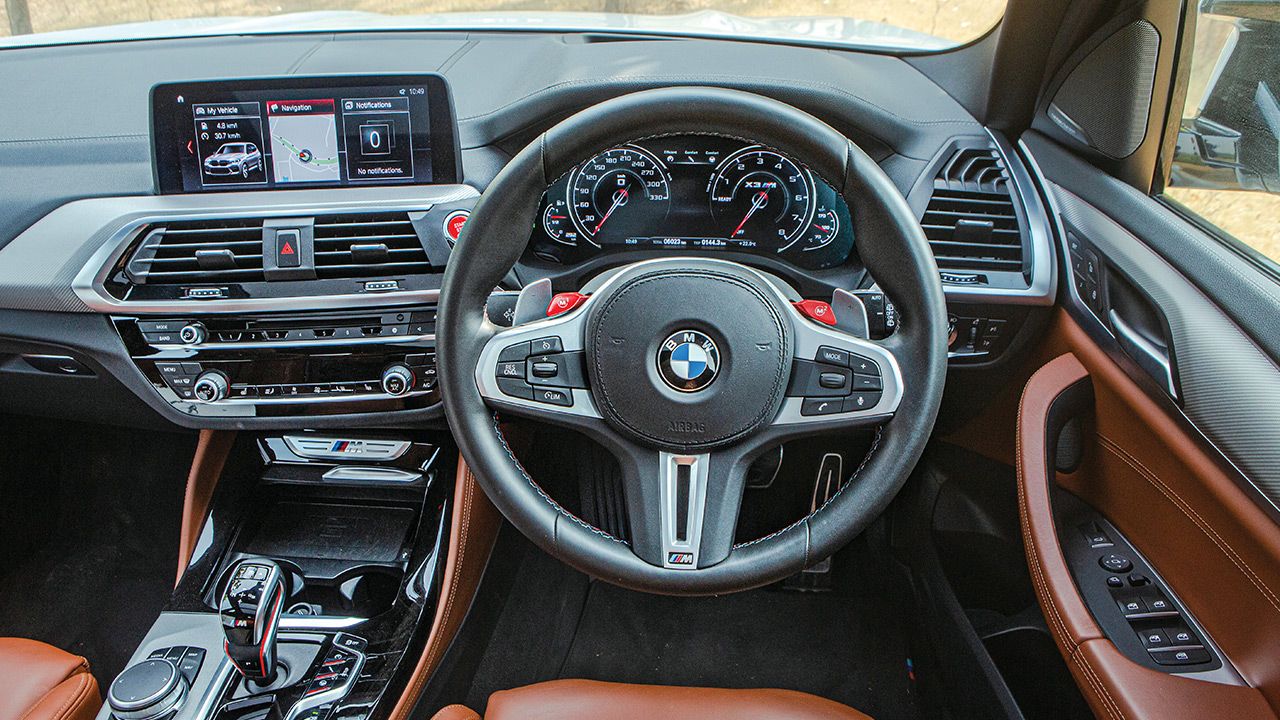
left=1017, top=353, right=1275, bottom=720
left=177, top=429, right=237, bottom=585
left=430, top=680, right=872, bottom=720
left=0, top=638, right=101, bottom=720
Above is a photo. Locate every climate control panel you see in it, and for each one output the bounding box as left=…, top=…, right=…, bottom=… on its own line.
left=114, top=306, right=439, bottom=419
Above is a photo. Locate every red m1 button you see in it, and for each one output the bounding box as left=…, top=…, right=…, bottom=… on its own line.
left=443, top=210, right=470, bottom=244
left=547, top=292, right=588, bottom=317
left=793, top=299, right=837, bottom=326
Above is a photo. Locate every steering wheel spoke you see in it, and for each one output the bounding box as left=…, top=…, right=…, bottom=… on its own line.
left=612, top=441, right=756, bottom=571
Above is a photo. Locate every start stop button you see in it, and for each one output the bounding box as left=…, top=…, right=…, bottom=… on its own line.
left=443, top=210, right=469, bottom=245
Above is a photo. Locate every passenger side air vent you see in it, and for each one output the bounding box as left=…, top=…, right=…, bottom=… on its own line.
left=921, top=147, right=1026, bottom=274
left=125, top=218, right=266, bottom=285
left=313, top=212, right=429, bottom=279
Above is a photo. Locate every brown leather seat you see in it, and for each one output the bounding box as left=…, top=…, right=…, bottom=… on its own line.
left=0, top=638, right=101, bottom=720
left=431, top=679, right=872, bottom=720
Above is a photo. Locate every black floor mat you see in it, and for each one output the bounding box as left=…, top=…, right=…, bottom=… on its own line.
left=464, top=538, right=927, bottom=720
left=0, top=415, right=195, bottom=687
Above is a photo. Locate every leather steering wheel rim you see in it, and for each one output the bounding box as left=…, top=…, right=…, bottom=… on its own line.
left=437, top=87, right=948, bottom=596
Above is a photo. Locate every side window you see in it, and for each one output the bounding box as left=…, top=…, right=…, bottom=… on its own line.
left=1162, top=0, right=1280, bottom=268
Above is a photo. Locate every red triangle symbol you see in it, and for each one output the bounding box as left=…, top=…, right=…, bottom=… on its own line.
left=281, top=241, right=295, bottom=255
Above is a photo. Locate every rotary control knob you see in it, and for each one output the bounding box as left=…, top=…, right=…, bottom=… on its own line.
left=178, top=323, right=207, bottom=345
left=107, top=658, right=188, bottom=720
left=193, top=370, right=230, bottom=403
left=381, top=365, right=415, bottom=397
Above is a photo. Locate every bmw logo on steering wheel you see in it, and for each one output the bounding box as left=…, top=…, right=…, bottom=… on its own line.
left=657, top=330, right=721, bottom=393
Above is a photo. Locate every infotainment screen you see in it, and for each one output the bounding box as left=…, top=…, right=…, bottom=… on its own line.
left=151, top=75, right=459, bottom=194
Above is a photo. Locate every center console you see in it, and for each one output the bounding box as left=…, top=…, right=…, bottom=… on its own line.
left=99, top=431, right=454, bottom=720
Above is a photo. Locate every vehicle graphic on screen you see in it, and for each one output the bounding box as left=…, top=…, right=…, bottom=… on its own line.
left=202, top=142, right=262, bottom=178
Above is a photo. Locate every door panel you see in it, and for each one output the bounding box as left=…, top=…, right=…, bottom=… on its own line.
left=1017, top=349, right=1276, bottom=719
left=1018, top=116, right=1280, bottom=716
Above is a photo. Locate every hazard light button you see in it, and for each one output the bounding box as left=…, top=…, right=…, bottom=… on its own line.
left=276, top=228, right=301, bottom=268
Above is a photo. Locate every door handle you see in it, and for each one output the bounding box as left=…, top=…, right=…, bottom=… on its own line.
left=1108, top=309, right=1177, bottom=398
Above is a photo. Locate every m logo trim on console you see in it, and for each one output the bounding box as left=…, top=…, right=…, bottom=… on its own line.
left=657, top=330, right=721, bottom=392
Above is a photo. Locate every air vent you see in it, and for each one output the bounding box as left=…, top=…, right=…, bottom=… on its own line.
left=921, top=147, right=1025, bottom=274
left=313, top=212, right=429, bottom=279
left=125, top=218, right=266, bottom=285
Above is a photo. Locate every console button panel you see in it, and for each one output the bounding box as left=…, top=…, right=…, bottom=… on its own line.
left=493, top=335, right=588, bottom=406
left=115, top=307, right=439, bottom=418
left=786, top=347, right=882, bottom=416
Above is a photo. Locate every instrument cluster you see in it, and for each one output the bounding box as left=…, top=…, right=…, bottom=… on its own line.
left=527, top=135, right=856, bottom=271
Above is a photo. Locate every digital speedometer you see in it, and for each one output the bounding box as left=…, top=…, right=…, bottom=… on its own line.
left=709, top=148, right=816, bottom=251
left=569, top=146, right=672, bottom=246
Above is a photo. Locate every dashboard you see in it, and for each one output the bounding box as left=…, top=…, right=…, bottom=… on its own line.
left=527, top=136, right=855, bottom=271
left=0, top=33, right=1056, bottom=430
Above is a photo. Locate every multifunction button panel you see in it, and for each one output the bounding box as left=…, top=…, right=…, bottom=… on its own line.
left=115, top=307, right=440, bottom=418
left=284, top=633, right=367, bottom=720
left=1062, top=506, right=1224, bottom=674
left=787, top=345, right=882, bottom=417
left=493, top=335, right=588, bottom=407
left=144, top=645, right=207, bottom=685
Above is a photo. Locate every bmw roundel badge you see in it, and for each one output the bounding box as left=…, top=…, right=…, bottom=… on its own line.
left=657, top=330, right=721, bottom=392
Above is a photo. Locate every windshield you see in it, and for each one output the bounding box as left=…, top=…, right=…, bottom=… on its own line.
left=0, top=0, right=1004, bottom=50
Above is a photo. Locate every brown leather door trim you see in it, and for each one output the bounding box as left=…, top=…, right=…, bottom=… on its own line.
left=387, top=455, right=501, bottom=720
left=1018, top=352, right=1274, bottom=720
left=176, top=429, right=236, bottom=585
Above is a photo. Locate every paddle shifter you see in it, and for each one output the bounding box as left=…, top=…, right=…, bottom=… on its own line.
left=219, top=558, right=287, bottom=683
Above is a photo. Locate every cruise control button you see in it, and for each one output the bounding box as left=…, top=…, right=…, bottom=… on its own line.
left=531, top=362, right=559, bottom=379
left=497, top=378, right=534, bottom=400
left=498, top=342, right=530, bottom=363
left=801, top=398, right=843, bottom=416
left=532, top=386, right=572, bottom=406
left=815, top=346, right=849, bottom=366
left=530, top=336, right=563, bottom=354
left=842, top=391, right=882, bottom=412
left=497, top=361, right=524, bottom=379
left=526, top=352, right=588, bottom=389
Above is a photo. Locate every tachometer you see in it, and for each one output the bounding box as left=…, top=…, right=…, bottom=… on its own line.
left=709, top=148, right=815, bottom=250
left=569, top=147, right=671, bottom=246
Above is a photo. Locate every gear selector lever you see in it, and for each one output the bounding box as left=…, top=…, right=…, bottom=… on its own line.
left=219, top=558, right=287, bottom=683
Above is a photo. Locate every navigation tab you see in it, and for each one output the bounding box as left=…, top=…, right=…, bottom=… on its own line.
left=266, top=98, right=341, bottom=185
left=340, top=96, right=416, bottom=184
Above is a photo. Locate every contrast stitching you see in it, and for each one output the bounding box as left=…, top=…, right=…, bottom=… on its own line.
left=1097, top=435, right=1280, bottom=615
left=734, top=425, right=884, bottom=549
left=491, top=414, right=627, bottom=544
left=394, top=468, right=475, bottom=720
left=1016, top=361, right=1125, bottom=720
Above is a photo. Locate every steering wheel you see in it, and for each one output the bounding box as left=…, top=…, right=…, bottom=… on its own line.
left=437, top=88, right=947, bottom=595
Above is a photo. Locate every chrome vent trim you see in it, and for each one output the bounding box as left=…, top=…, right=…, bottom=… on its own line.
left=313, top=212, right=430, bottom=279
left=125, top=218, right=266, bottom=284
left=922, top=146, right=1027, bottom=273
